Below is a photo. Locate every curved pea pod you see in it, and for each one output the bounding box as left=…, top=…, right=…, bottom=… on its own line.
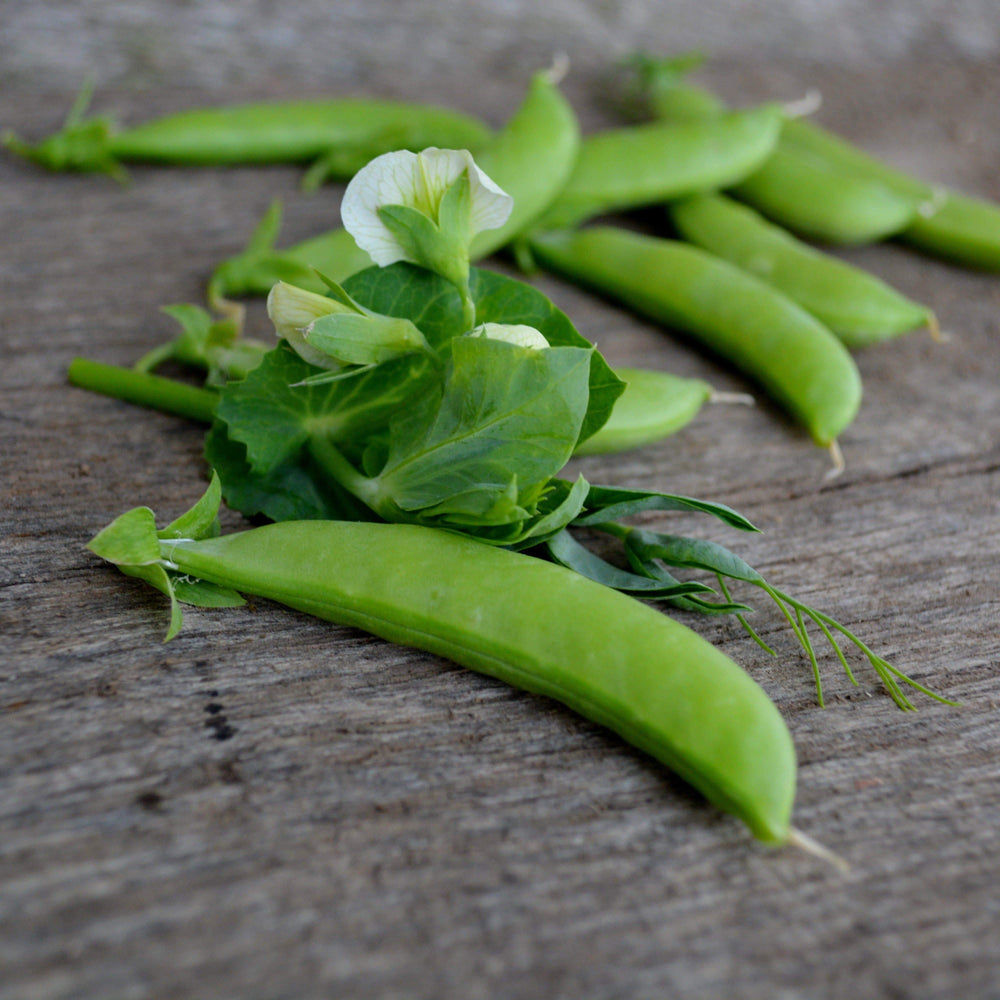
left=469, top=68, right=581, bottom=259
left=537, top=103, right=784, bottom=229
left=92, top=507, right=797, bottom=844
left=630, top=67, right=920, bottom=245
left=670, top=193, right=935, bottom=347
left=529, top=226, right=861, bottom=449
left=3, top=86, right=493, bottom=185
left=574, top=367, right=712, bottom=455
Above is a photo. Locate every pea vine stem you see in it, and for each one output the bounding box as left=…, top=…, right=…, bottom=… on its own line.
left=68, top=358, right=218, bottom=423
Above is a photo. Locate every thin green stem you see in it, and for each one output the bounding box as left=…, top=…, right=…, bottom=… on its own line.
left=717, top=575, right=775, bottom=655
left=307, top=434, right=381, bottom=510
left=68, top=358, right=217, bottom=423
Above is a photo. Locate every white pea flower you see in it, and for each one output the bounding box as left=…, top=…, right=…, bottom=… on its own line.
left=341, top=148, right=513, bottom=268
left=472, top=322, right=550, bottom=350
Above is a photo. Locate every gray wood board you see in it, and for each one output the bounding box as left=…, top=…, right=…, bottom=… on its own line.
left=2, top=36, right=1000, bottom=1000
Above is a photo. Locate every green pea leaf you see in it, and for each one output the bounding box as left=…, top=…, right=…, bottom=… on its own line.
left=544, top=528, right=715, bottom=599
left=371, top=338, right=591, bottom=521
left=344, top=263, right=624, bottom=446
left=625, top=527, right=765, bottom=583
left=572, top=483, right=758, bottom=532
left=215, top=342, right=436, bottom=474
left=204, top=422, right=369, bottom=523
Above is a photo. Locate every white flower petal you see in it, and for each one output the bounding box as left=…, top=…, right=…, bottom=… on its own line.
left=466, top=156, right=514, bottom=233
left=340, top=147, right=514, bottom=268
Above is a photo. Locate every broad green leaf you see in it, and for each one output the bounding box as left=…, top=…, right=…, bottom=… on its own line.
left=345, top=263, right=625, bottom=445
left=374, top=338, right=591, bottom=518
left=88, top=506, right=161, bottom=566
left=214, top=342, right=436, bottom=474
left=205, top=423, right=368, bottom=523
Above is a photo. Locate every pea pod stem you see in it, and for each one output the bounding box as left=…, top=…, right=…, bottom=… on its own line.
left=67, top=357, right=217, bottom=423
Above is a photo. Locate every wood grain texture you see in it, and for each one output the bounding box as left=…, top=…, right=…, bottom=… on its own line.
left=2, top=5, right=1000, bottom=999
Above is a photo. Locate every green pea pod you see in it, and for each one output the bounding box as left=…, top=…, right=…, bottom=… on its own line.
left=529, top=226, right=861, bottom=449
left=90, top=497, right=798, bottom=845
left=3, top=82, right=492, bottom=184
left=574, top=367, right=712, bottom=455
left=634, top=58, right=1000, bottom=266
left=729, top=145, right=919, bottom=246
left=469, top=68, right=580, bottom=258
left=629, top=63, right=921, bottom=245
left=670, top=192, right=935, bottom=346
left=207, top=69, right=580, bottom=305
left=782, top=118, right=1000, bottom=270
left=537, top=103, right=784, bottom=229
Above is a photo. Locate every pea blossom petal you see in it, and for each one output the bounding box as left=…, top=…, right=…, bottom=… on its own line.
left=341, top=148, right=513, bottom=267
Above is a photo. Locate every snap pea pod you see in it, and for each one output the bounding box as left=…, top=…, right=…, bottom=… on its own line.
left=574, top=368, right=713, bottom=455
left=635, top=55, right=1000, bottom=265
left=207, top=69, right=580, bottom=305
left=670, top=193, right=936, bottom=347
left=536, top=103, right=784, bottom=229
left=781, top=117, right=1000, bottom=271
left=529, top=226, right=861, bottom=449
left=631, top=61, right=921, bottom=245
left=91, top=504, right=798, bottom=845
left=3, top=83, right=492, bottom=186
left=728, top=145, right=919, bottom=246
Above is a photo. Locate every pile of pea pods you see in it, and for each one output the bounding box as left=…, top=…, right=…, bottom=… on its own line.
left=18, top=53, right=996, bottom=853
left=10, top=54, right=998, bottom=461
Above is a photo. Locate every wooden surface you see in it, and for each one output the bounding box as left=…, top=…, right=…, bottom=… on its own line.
left=3, top=5, right=1000, bottom=998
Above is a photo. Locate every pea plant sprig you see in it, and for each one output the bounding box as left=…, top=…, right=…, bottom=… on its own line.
left=71, top=146, right=949, bottom=712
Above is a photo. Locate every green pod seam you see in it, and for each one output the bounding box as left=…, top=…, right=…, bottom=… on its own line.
left=670, top=193, right=933, bottom=346
left=574, top=367, right=712, bottom=455
left=538, top=104, right=784, bottom=229
left=5, top=97, right=493, bottom=178
left=529, top=226, right=861, bottom=447
left=160, top=520, right=797, bottom=843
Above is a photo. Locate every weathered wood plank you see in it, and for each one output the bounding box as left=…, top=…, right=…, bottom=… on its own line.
left=2, top=6, right=1000, bottom=999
